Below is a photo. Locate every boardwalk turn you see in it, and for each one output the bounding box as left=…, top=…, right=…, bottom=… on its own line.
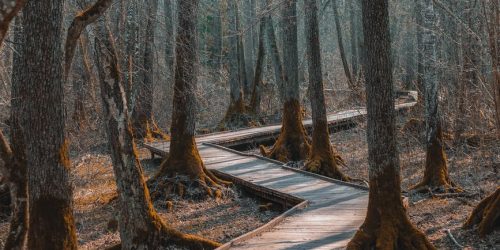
left=143, top=102, right=416, bottom=249
left=200, top=144, right=367, bottom=249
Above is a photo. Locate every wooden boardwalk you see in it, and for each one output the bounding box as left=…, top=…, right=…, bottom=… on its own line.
left=143, top=101, right=416, bottom=157
left=201, top=144, right=367, bottom=249
left=143, top=101, right=417, bottom=249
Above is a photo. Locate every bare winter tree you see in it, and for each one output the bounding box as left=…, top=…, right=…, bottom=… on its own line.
left=303, top=0, right=349, bottom=181
left=260, top=0, right=311, bottom=162
left=347, top=0, right=434, bottom=248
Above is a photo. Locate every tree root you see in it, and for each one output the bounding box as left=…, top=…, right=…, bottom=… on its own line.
left=463, top=187, right=500, bottom=237
left=304, top=150, right=350, bottom=181
left=347, top=215, right=435, bottom=250
left=144, top=120, right=170, bottom=143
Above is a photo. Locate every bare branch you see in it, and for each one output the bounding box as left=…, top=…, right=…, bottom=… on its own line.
left=0, top=0, right=26, bottom=45
left=64, top=0, right=113, bottom=80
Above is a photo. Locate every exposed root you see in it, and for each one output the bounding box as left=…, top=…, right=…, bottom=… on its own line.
left=304, top=147, right=350, bottom=181
left=260, top=100, right=310, bottom=162
left=148, top=140, right=231, bottom=201
left=347, top=214, right=435, bottom=250
left=463, top=187, right=500, bottom=237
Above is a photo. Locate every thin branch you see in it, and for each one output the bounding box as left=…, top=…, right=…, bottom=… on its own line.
left=0, top=0, right=26, bottom=45
left=0, top=128, right=12, bottom=164
left=64, top=0, right=113, bottom=81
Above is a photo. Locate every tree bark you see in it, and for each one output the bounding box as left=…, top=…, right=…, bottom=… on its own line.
left=463, top=187, right=500, bottom=237
left=260, top=0, right=310, bottom=162
left=94, top=17, right=220, bottom=249
left=149, top=0, right=229, bottom=200
left=131, top=0, right=158, bottom=139
left=347, top=1, right=434, bottom=248
left=349, top=0, right=359, bottom=79
left=303, top=0, right=349, bottom=181
left=416, top=0, right=425, bottom=103
left=412, top=0, right=459, bottom=193
left=20, top=0, right=77, bottom=248
left=3, top=16, right=27, bottom=250
left=264, top=0, right=285, bottom=102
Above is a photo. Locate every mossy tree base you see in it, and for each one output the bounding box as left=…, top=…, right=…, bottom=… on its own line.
left=347, top=213, right=435, bottom=250
left=218, top=98, right=259, bottom=131
left=305, top=147, right=350, bottom=181
left=260, top=100, right=311, bottom=162
left=148, top=137, right=230, bottom=200
left=463, top=187, right=500, bottom=237
left=411, top=127, right=462, bottom=193
left=144, top=119, right=170, bottom=143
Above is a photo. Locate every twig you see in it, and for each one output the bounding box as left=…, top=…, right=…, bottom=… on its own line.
left=433, top=192, right=477, bottom=198
left=445, top=229, right=464, bottom=249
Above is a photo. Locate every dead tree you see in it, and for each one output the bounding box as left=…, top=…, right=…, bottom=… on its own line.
left=303, top=0, right=349, bottom=181
left=260, top=0, right=311, bottom=162
left=411, top=0, right=460, bottom=193
left=347, top=0, right=434, bottom=248
left=148, top=0, right=230, bottom=200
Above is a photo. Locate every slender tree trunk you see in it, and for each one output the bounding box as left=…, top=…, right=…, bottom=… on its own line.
left=20, top=0, right=77, bottom=248
left=416, top=0, right=425, bottom=103
left=94, top=17, right=220, bottom=249
left=260, top=0, right=310, bottom=162
left=412, top=0, right=459, bottom=193
left=236, top=2, right=250, bottom=97
left=219, top=0, right=250, bottom=129
left=3, top=16, right=28, bottom=250
left=149, top=0, right=229, bottom=200
left=164, top=0, right=175, bottom=82
left=243, top=0, right=255, bottom=86
left=349, top=0, right=359, bottom=80
left=132, top=0, right=157, bottom=139
left=249, top=17, right=266, bottom=114
left=264, top=14, right=285, bottom=102
left=304, top=0, right=349, bottom=181
left=332, top=0, right=355, bottom=92
left=347, top=1, right=434, bottom=248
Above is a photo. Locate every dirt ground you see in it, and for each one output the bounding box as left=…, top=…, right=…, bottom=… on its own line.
left=0, top=148, right=280, bottom=249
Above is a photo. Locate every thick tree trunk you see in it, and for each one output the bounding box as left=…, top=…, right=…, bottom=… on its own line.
left=412, top=0, right=459, bottom=193
left=132, top=0, right=157, bottom=139
left=249, top=18, right=266, bottom=114
left=20, top=1, right=77, bottom=248
left=304, top=0, right=349, bottom=181
left=94, top=18, right=220, bottom=249
left=149, top=0, right=229, bottom=200
left=332, top=0, right=355, bottom=92
left=260, top=0, right=310, bottom=162
left=463, top=187, right=500, bottom=237
left=347, top=1, right=434, bottom=248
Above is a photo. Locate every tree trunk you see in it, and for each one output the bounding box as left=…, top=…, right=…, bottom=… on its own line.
left=347, top=1, right=434, bottom=248
left=236, top=2, right=250, bottom=98
left=20, top=0, right=77, bottom=248
left=349, top=0, right=359, bottom=80
left=219, top=0, right=251, bottom=129
left=249, top=17, right=266, bottom=114
left=463, top=187, right=500, bottom=237
left=94, top=17, right=220, bottom=249
left=3, top=16, right=28, bottom=250
left=260, top=0, right=310, bottom=162
left=149, top=0, right=229, bottom=200
left=416, top=0, right=424, bottom=103
left=304, top=0, right=349, bottom=181
left=243, top=0, right=255, bottom=87
left=332, top=0, right=355, bottom=92
left=164, top=0, right=175, bottom=116
left=264, top=14, right=285, bottom=102
left=132, top=0, right=157, bottom=139
left=412, top=0, right=459, bottom=193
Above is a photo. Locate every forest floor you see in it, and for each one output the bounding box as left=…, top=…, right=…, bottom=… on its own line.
left=247, top=115, right=499, bottom=249
left=0, top=148, right=281, bottom=249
